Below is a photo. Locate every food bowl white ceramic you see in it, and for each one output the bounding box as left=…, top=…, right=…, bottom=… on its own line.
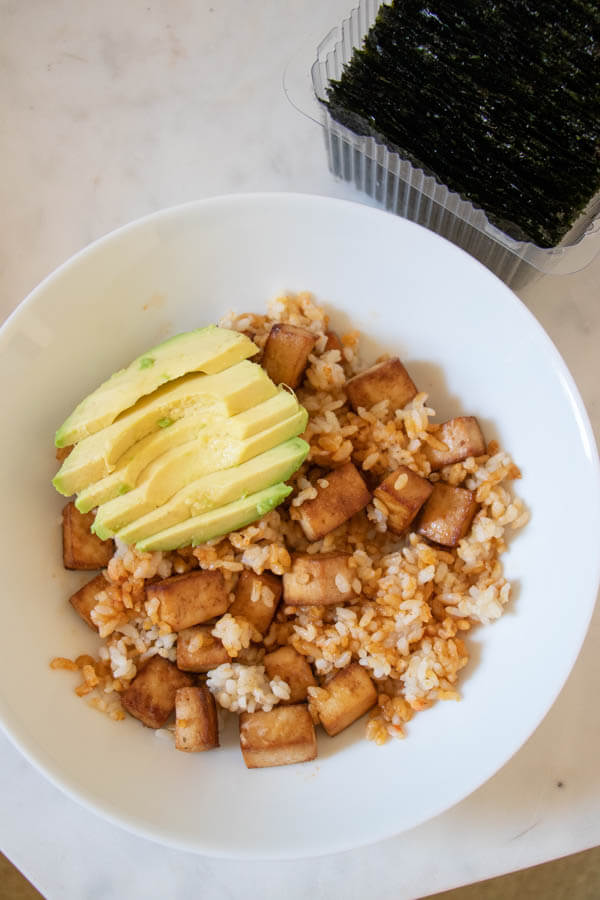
left=0, top=193, right=598, bottom=858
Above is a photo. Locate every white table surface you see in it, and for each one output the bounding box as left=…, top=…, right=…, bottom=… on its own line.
left=1, top=1, right=599, bottom=897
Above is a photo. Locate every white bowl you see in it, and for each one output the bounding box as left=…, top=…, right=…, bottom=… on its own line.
left=1, top=193, right=598, bottom=859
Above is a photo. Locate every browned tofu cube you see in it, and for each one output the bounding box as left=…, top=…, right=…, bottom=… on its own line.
left=55, top=444, right=73, bottom=462
left=264, top=646, right=316, bottom=704
left=324, top=330, right=343, bottom=353
left=261, top=323, right=316, bottom=389
left=309, top=663, right=377, bottom=736
left=296, top=463, right=371, bottom=541
left=69, top=573, right=107, bottom=630
left=62, top=502, right=114, bottom=570
left=146, top=569, right=229, bottom=631
left=426, top=416, right=486, bottom=471
left=228, top=569, right=281, bottom=636
left=121, top=656, right=193, bottom=729
left=176, top=626, right=230, bottom=672
left=417, top=483, right=478, bottom=547
left=346, top=357, right=417, bottom=413
left=374, top=466, right=433, bottom=535
left=239, top=704, right=317, bottom=768
left=175, top=685, right=219, bottom=752
left=283, top=553, right=358, bottom=606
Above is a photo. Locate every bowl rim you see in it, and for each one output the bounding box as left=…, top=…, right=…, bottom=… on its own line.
left=1, top=191, right=599, bottom=858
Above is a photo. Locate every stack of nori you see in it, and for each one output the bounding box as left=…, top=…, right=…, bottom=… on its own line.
left=326, top=0, right=600, bottom=247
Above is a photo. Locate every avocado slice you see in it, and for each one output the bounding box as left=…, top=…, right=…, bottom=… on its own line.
left=74, top=390, right=300, bottom=513
left=74, top=414, right=208, bottom=513
left=116, top=436, right=308, bottom=544
left=136, top=482, right=293, bottom=552
left=215, top=389, right=299, bottom=439
left=53, top=361, right=276, bottom=496
left=92, top=407, right=308, bottom=539
left=55, top=326, right=258, bottom=447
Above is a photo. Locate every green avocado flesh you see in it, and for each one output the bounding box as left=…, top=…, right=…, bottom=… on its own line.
left=91, top=409, right=307, bottom=539
left=53, top=361, right=276, bottom=496
left=116, top=437, right=308, bottom=545
left=74, top=414, right=209, bottom=513
left=136, top=482, right=293, bottom=552
left=74, top=390, right=300, bottom=513
left=55, top=326, right=257, bottom=447
left=53, top=327, right=309, bottom=550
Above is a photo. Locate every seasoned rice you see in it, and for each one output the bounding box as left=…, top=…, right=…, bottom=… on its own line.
left=206, top=663, right=290, bottom=713
left=53, top=291, right=527, bottom=746
left=211, top=614, right=261, bottom=657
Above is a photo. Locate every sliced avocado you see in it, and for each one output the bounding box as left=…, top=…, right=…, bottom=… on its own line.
left=230, top=406, right=307, bottom=464
left=55, top=326, right=258, bottom=447
left=52, top=361, right=276, bottom=496
left=220, top=389, right=299, bottom=439
left=74, top=389, right=300, bottom=513
left=136, top=482, right=293, bottom=552
left=91, top=408, right=308, bottom=539
left=74, top=414, right=208, bottom=513
left=117, top=437, right=309, bottom=544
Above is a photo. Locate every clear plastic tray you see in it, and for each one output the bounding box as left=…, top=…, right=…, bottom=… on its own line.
left=305, top=0, right=600, bottom=288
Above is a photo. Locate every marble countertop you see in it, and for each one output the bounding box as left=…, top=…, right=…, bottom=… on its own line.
left=1, top=1, right=599, bottom=897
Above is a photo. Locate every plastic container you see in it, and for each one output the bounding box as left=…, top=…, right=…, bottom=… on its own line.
left=308, top=0, right=600, bottom=289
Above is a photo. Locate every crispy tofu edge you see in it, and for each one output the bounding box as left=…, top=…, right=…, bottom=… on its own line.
left=62, top=501, right=114, bottom=570
left=374, top=466, right=433, bottom=535
left=297, top=463, right=371, bottom=542
left=239, top=704, right=317, bottom=769
left=261, top=323, right=317, bottom=390
left=311, top=663, right=377, bottom=737
left=282, top=552, right=357, bottom=606
left=68, top=573, right=106, bottom=630
left=146, top=569, right=229, bottom=631
left=263, top=646, right=316, bottom=704
left=346, top=357, right=417, bottom=412
left=121, top=656, right=193, bottom=729
left=175, top=685, right=219, bottom=752
left=416, top=483, right=479, bottom=548
left=176, top=626, right=230, bottom=672
left=427, top=416, right=487, bottom=470
left=229, top=569, right=282, bottom=634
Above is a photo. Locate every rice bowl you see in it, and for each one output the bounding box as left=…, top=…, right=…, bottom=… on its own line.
left=0, top=193, right=598, bottom=857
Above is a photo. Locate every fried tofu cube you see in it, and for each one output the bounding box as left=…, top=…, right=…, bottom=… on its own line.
left=426, top=416, right=486, bottom=471
left=309, top=663, right=377, bottom=736
left=175, top=685, right=219, bottom=752
left=264, top=646, right=316, bottom=704
left=261, top=323, right=317, bottom=389
left=239, top=704, right=317, bottom=768
left=374, top=466, right=433, bottom=535
left=68, top=573, right=106, bottom=630
left=417, top=482, right=478, bottom=547
left=296, top=462, right=371, bottom=541
left=228, top=569, right=282, bottom=636
left=176, top=625, right=230, bottom=672
left=283, top=553, right=358, bottom=606
left=146, top=569, right=229, bottom=632
left=62, top=501, right=114, bottom=570
left=324, top=330, right=343, bottom=354
left=345, top=357, right=417, bottom=413
left=55, top=444, right=73, bottom=462
left=121, top=656, right=193, bottom=729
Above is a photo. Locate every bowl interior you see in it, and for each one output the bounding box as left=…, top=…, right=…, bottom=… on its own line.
left=0, top=193, right=598, bottom=858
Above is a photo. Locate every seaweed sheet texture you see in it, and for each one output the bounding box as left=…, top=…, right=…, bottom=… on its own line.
left=327, top=0, right=600, bottom=248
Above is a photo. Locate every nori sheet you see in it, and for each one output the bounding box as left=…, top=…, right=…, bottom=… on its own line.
left=326, top=0, right=600, bottom=247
